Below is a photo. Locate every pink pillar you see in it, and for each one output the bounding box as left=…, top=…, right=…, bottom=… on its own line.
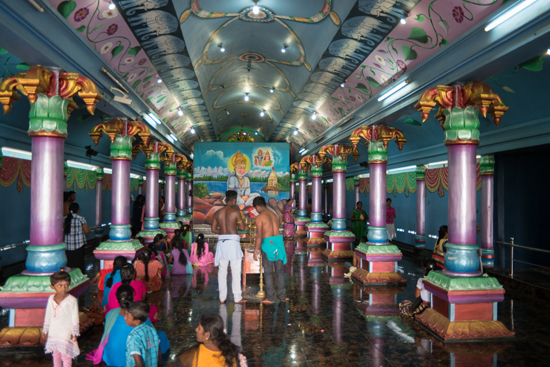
left=187, top=177, right=193, bottom=215
left=290, top=174, right=296, bottom=209
left=164, top=175, right=176, bottom=221
left=481, top=175, right=494, bottom=267
left=354, top=182, right=360, bottom=207
left=295, top=169, right=309, bottom=243
left=145, top=169, right=159, bottom=219
left=111, top=159, right=131, bottom=226
left=444, top=144, right=479, bottom=275
left=95, top=179, right=103, bottom=227
left=138, top=184, right=143, bottom=195
left=368, top=163, right=386, bottom=229
left=324, top=183, right=328, bottom=216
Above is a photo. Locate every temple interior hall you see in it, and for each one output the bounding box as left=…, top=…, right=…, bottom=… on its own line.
left=0, top=0, right=549, bottom=366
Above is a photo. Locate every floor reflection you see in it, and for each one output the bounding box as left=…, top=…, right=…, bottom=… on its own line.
left=0, top=245, right=548, bottom=366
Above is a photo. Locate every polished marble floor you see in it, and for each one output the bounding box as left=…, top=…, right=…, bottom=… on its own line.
left=1, top=245, right=550, bottom=366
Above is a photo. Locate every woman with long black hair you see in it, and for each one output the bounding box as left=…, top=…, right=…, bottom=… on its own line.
left=63, top=202, right=90, bottom=274
left=170, top=234, right=193, bottom=275
left=190, top=233, right=214, bottom=267
left=174, top=313, right=247, bottom=367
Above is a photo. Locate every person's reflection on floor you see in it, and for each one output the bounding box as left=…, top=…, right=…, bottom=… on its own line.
left=219, top=303, right=243, bottom=353
left=262, top=301, right=289, bottom=361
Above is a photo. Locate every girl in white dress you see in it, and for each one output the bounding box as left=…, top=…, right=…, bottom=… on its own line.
left=43, top=271, right=80, bottom=366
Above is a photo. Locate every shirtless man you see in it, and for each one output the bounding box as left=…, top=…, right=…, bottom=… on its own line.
left=253, top=197, right=288, bottom=304
left=211, top=190, right=247, bottom=304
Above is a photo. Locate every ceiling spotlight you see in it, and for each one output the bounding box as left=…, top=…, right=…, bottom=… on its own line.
left=340, top=83, right=345, bottom=88
left=269, top=87, right=274, bottom=93
left=156, top=77, right=162, bottom=84
left=218, top=43, right=225, bottom=52
left=252, top=5, right=260, bottom=14
left=244, top=93, right=249, bottom=102
left=108, top=2, right=116, bottom=10
left=243, top=132, right=247, bottom=135
left=225, top=109, right=230, bottom=115
left=400, top=18, right=407, bottom=25
left=177, top=108, right=183, bottom=116
left=255, top=131, right=258, bottom=135
left=311, top=112, right=318, bottom=120
left=299, top=148, right=306, bottom=154
left=170, top=133, right=178, bottom=141
left=293, top=129, right=298, bottom=136
left=190, top=127, right=195, bottom=134
left=281, top=44, right=287, bottom=53
left=547, top=48, right=550, bottom=55
left=260, top=110, right=265, bottom=117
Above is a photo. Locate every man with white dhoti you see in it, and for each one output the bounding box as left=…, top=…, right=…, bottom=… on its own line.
left=211, top=190, right=247, bottom=304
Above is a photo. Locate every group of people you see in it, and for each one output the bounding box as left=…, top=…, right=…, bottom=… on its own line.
left=211, top=190, right=288, bottom=305
left=44, top=270, right=247, bottom=367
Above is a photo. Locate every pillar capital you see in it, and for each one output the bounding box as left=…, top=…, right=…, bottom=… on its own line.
left=311, top=165, right=323, bottom=178
left=186, top=171, right=193, bottom=181
left=110, top=134, right=133, bottom=160
left=353, top=176, right=360, bottom=186
left=290, top=173, right=296, bottom=183
left=95, top=167, right=104, bottom=181
left=415, top=164, right=427, bottom=181
left=28, top=94, right=70, bottom=138
left=145, top=152, right=161, bottom=170
left=350, top=124, right=407, bottom=152
left=480, top=154, right=495, bottom=175
left=164, top=161, right=177, bottom=176
left=89, top=118, right=151, bottom=148
left=367, top=140, right=388, bottom=163
left=177, top=169, right=187, bottom=179
left=442, top=106, right=480, bottom=145
left=138, top=177, right=143, bottom=185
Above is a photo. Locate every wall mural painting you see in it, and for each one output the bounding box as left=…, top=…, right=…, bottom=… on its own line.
left=47, top=0, right=200, bottom=145
left=317, top=0, right=504, bottom=122
left=192, top=142, right=290, bottom=225
left=281, top=0, right=421, bottom=152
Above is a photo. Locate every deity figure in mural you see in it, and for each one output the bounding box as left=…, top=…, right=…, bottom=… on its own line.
left=254, top=149, right=264, bottom=166
left=263, top=150, right=273, bottom=167
left=227, top=151, right=260, bottom=208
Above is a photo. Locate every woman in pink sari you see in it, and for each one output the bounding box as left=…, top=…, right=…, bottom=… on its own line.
left=190, top=233, right=214, bottom=267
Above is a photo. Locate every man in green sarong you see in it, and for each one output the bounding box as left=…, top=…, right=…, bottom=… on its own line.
left=350, top=201, right=368, bottom=246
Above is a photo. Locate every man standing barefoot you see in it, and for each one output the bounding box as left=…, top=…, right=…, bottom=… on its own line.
left=253, top=197, right=288, bottom=304
left=212, top=190, right=247, bottom=304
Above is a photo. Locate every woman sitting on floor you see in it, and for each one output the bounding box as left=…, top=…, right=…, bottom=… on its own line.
left=173, top=313, right=247, bottom=367
left=169, top=234, right=193, bottom=275
left=135, top=247, right=164, bottom=292
left=151, top=234, right=171, bottom=279
left=190, top=233, right=214, bottom=267
left=432, top=225, right=448, bottom=269
left=87, top=285, right=169, bottom=366
left=101, top=256, right=127, bottom=308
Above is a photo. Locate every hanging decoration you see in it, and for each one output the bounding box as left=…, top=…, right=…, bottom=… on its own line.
left=0, top=157, right=31, bottom=193
left=352, top=164, right=481, bottom=197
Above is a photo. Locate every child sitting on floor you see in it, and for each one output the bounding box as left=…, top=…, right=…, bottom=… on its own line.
left=135, top=247, right=164, bottom=292
left=125, top=301, right=161, bottom=367
left=170, top=235, right=193, bottom=275
left=190, top=233, right=214, bottom=267
left=43, top=271, right=80, bottom=366
left=399, top=259, right=436, bottom=318
left=101, top=256, right=127, bottom=308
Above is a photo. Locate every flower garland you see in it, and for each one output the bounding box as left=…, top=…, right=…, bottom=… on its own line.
left=0, top=157, right=31, bottom=193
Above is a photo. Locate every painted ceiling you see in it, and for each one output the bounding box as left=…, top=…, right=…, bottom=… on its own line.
left=39, top=0, right=504, bottom=154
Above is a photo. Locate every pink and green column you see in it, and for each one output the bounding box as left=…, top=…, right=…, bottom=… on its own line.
left=136, top=142, right=166, bottom=244
left=294, top=163, right=310, bottom=240
left=306, top=156, right=329, bottom=265
left=349, top=125, right=407, bottom=286
left=318, top=144, right=355, bottom=262
left=89, top=118, right=149, bottom=269
left=176, top=166, right=190, bottom=224
left=160, top=154, right=180, bottom=239
left=414, top=82, right=513, bottom=341
left=0, top=66, right=101, bottom=336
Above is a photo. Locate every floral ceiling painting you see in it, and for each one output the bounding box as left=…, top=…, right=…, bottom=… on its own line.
left=47, top=0, right=200, bottom=146
left=315, top=0, right=504, bottom=135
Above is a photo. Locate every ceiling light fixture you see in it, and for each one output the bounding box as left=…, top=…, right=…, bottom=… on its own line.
left=269, top=87, right=274, bottom=93
left=377, top=78, right=411, bottom=102
left=146, top=112, right=162, bottom=125
left=311, top=111, right=317, bottom=120
left=243, top=132, right=247, bottom=135
left=225, top=109, right=230, bottom=115
left=177, top=108, right=183, bottom=116
left=244, top=93, right=249, bottom=102
left=170, top=134, right=178, bottom=141
left=281, top=44, right=287, bottom=53
left=218, top=43, right=225, bottom=52
left=255, top=131, right=258, bottom=135
left=400, top=18, right=407, bottom=24
left=252, top=5, right=260, bottom=14
left=547, top=48, right=550, bottom=55
left=190, top=127, right=195, bottom=134
left=298, top=148, right=306, bottom=153
left=108, top=2, right=116, bottom=10
left=260, top=110, right=265, bottom=117
left=484, top=0, right=536, bottom=32
left=293, top=129, right=298, bottom=136
left=340, top=82, right=345, bottom=88
left=156, top=77, right=162, bottom=84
